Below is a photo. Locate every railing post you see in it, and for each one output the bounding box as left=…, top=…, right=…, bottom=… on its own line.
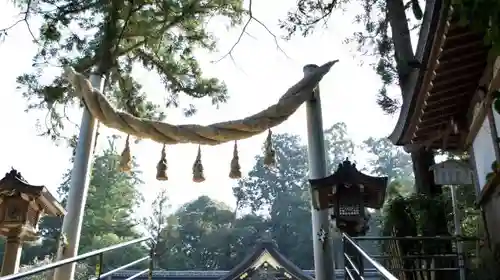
left=95, top=253, right=103, bottom=279
left=148, top=245, right=154, bottom=280
left=342, top=236, right=347, bottom=280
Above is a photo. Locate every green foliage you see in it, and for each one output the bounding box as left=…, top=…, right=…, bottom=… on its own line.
left=10, top=0, right=244, bottom=141
left=385, top=180, right=413, bottom=198
left=152, top=195, right=264, bottom=270
left=234, top=122, right=354, bottom=214
left=19, top=256, right=91, bottom=280
left=83, top=233, right=147, bottom=270
left=19, top=136, right=146, bottom=269
left=324, top=122, right=355, bottom=170
left=453, top=0, right=500, bottom=54
left=233, top=133, right=309, bottom=213
left=143, top=188, right=171, bottom=260
left=362, top=137, right=413, bottom=182
left=381, top=194, right=448, bottom=237
left=79, top=138, right=144, bottom=247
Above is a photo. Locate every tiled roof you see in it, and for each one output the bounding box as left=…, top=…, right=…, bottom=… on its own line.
left=110, top=269, right=381, bottom=279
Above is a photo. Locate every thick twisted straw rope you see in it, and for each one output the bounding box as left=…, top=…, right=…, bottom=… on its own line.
left=62, top=60, right=338, bottom=145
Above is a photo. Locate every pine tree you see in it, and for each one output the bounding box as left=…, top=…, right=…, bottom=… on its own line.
left=9, top=0, right=244, bottom=141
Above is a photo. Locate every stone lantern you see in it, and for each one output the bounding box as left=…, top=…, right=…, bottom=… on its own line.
left=309, top=159, right=388, bottom=235
left=0, top=169, right=65, bottom=276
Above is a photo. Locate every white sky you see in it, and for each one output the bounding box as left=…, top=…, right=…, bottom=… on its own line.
left=0, top=0, right=397, bottom=212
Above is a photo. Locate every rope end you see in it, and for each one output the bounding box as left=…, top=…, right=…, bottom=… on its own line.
left=229, top=141, right=242, bottom=179
left=119, top=135, right=132, bottom=173
left=263, top=130, right=276, bottom=167
left=156, top=144, right=168, bottom=181
left=193, top=146, right=205, bottom=183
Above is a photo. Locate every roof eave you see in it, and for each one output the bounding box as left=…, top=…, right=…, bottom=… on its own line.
left=389, top=0, right=448, bottom=146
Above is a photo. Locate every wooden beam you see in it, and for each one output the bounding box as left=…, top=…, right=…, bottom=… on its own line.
left=436, top=61, right=486, bottom=78
left=439, top=50, right=487, bottom=68
left=432, top=71, right=484, bottom=90
left=415, top=120, right=449, bottom=134
left=425, top=91, right=470, bottom=107
left=419, top=110, right=460, bottom=125
left=426, top=82, right=477, bottom=100
left=440, top=40, right=485, bottom=58
left=422, top=101, right=459, bottom=114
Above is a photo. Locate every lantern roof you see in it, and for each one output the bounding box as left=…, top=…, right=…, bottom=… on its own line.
left=309, top=159, right=389, bottom=209
left=0, top=169, right=66, bottom=217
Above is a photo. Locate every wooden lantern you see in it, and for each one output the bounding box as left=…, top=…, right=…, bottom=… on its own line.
left=0, top=169, right=65, bottom=276
left=309, top=159, right=388, bottom=234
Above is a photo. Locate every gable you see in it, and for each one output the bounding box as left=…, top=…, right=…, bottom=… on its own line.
left=219, top=241, right=312, bottom=280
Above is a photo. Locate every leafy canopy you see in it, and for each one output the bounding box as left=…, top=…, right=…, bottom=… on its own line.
left=9, top=0, right=244, bottom=141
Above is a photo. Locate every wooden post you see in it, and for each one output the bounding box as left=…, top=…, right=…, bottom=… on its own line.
left=1, top=236, right=22, bottom=276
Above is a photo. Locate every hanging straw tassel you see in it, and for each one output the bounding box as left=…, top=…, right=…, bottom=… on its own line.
left=192, top=146, right=205, bottom=183
left=263, top=129, right=276, bottom=166
left=229, top=141, right=242, bottom=179
left=156, top=144, right=168, bottom=181
left=120, top=135, right=132, bottom=173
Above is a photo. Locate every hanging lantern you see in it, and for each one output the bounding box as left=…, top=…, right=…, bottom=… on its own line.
left=309, top=158, right=388, bottom=235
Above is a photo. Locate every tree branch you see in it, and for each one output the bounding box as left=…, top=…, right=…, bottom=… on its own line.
left=0, top=0, right=38, bottom=44
left=214, top=0, right=288, bottom=63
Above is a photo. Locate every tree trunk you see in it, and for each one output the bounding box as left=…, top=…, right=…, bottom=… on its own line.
left=411, top=148, right=457, bottom=279
left=411, top=148, right=440, bottom=195
left=386, top=0, right=415, bottom=89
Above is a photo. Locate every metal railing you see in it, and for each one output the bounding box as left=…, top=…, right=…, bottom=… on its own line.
left=345, top=235, right=480, bottom=280
left=342, top=233, right=398, bottom=280
left=0, top=236, right=155, bottom=280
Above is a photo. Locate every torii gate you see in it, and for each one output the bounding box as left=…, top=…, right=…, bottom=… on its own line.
left=53, top=61, right=339, bottom=280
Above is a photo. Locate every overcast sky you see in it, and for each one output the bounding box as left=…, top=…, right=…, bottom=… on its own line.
left=0, top=0, right=398, bottom=213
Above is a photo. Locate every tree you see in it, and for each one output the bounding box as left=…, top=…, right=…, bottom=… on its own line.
left=6, top=0, right=244, bottom=142
left=234, top=123, right=355, bottom=214
left=362, top=136, right=414, bottom=198
left=149, top=195, right=271, bottom=270
left=19, top=136, right=146, bottom=268
left=324, top=122, right=355, bottom=171
left=143, top=188, right=171, bottom=256
left=78, top=137, right=144, bottom=249
left=234, top=133, right=308, bottom=214
left=156, top=196, right=238, bottom=269
left=268, top=191, right=314, bottom=269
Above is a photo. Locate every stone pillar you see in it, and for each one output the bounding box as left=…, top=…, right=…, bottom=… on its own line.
left=1, top=236, right=23, bottom=276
